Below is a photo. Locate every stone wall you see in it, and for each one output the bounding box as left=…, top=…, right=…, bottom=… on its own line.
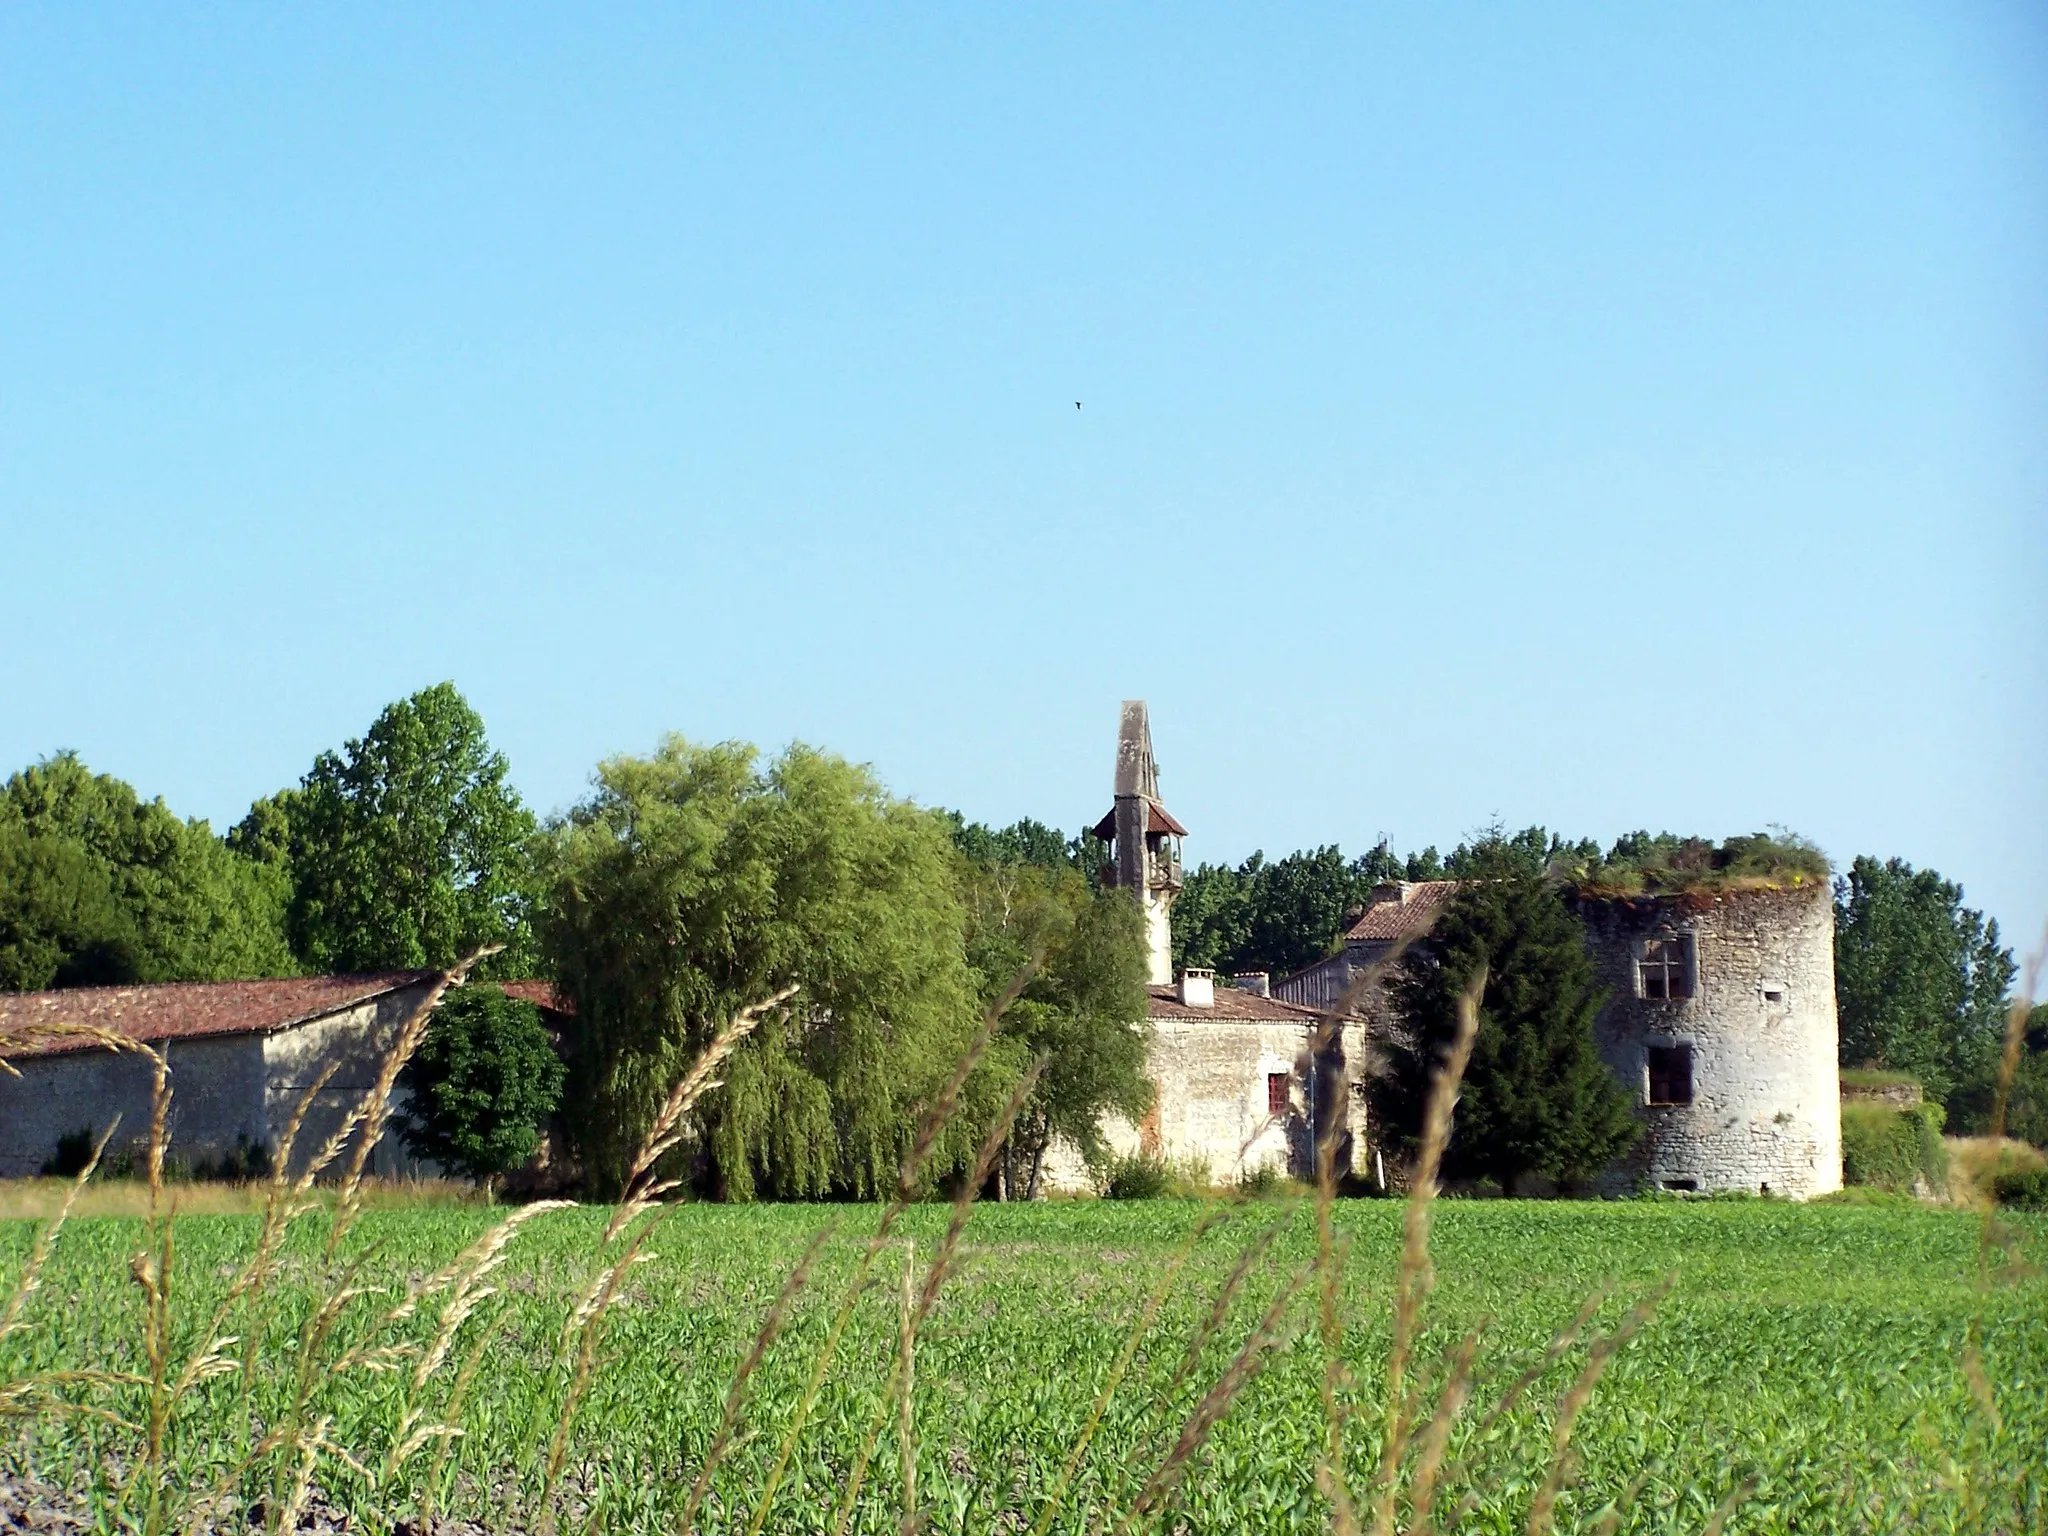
left=261, top=982, right=440, bottom=1177
left=0, top=979, right=440, bottom=1180
left=1041, top=1018, right=1371, bottom=1191
left=0, top=1033, right=267, bottom=1177
left=1572, top=884, right=1841, bottom=1198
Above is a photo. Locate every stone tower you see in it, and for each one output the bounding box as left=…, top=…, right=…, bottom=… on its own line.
left=1092, top=700, right=1186, bottom=985
left=1571, top=882, right=1842, bottom=1198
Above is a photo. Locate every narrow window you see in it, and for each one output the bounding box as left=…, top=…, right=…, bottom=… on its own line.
left=1639, top=937, right=1693, bottom=1000
left=1661, top=1178, right=1698, bottom=1193
left=1267, top=1072, right=1290, bottom=1117
left=1647, top=1045, right=1694, bottom=1106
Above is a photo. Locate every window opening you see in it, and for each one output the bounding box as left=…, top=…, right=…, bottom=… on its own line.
left=1639, top=937, right=1693, bottom=1000
left=1647, top=1045, right=1694, bottom=1106
left=1267, top=1072, right=1290, bottom=1118
left=1661, top=1178, right=1698, bottom=1193
left=1762, top=986, right=1784, bottom=1004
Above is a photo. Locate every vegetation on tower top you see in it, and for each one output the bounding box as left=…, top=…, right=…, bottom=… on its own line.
left=1557, top=830, right=1831, bottom=898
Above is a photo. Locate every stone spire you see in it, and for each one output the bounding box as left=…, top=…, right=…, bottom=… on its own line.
left=1094, top=700, right=1185, bottom=985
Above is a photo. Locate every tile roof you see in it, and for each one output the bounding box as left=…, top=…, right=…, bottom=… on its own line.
left=1343, top=881, right=1461, bottom=943
left=0, top=973, right=436, bottom=1059
left=1145, top=984, right=1328, bottom=1023
left=497, top=980, right=570, bottom=1013
left=1089, top=798, right=1190, bottom=842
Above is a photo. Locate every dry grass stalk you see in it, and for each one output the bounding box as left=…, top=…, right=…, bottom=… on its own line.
left=1309, top=1014, right=1359, bottom=1536
left=678, top=1221, right=837, bottom=1536
left=743, top=963, right=1034, bottom=1536
left=895, top=962, right=1037, bottom=1205
left=1368, top=966, right=1484, bottom=1536
left=1117, top=1262, right=1310, bottom=1533
left=1698, top=1474, right=1759, bottom=1536
left=1402, top=1326, right=1481, bottom=1536
left=1026, top=1208, right=1228, bottom=1536
left=0, top=1119, right=116, bottom=1348
left=604, top=982, right=801, bottom=1242
left=1169, top=1211, right=1290, bottom=1398
left=420, top=1309, right=511, bottom=1525
left=896, top=1238, right=918, bottom=1536
left=913, top=1059, right=1044, bottom=1329
left=539, top=1215, right=664, bottom=1536
left=1520, top=1278, right=1671, bottom=1536
left=833, top=1059, right=1049, bottom=1535
left=369, top=1200, right=575, bottom=1490
left=325, top=944, right=501, bottom=1259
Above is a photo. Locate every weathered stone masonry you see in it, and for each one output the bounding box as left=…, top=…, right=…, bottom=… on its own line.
left=1571, top=883, right=1842, bottom=1198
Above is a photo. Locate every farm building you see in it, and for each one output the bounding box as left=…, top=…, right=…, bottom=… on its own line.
left=0, top=974, right=562, bottom=1180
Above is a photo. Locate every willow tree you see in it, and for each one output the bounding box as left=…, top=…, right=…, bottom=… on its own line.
left=540, top=737, right=995, bottom=1200
left=958, top=857, right=1151, bottom=1197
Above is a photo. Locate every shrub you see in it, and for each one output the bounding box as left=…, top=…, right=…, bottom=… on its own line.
left=1101, top=1151, right=1171, bottom=1200
left=1811, top=1186, right=1924, bottom=1208
left=192, top=1134, right=274, bottom=1183
left=395, top=983, right=565, bottom=1188
left=1841, top=1101, right=1947, bottom=1195
left=1236, top=1161, right=1287, bottom=1199
left=1991, top=1167, right=2048, bottom=1210
left=40, top=1127, right=94, bottom=1178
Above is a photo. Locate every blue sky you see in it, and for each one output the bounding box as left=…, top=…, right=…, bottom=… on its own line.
left=3, top=6, right=2044, bottom=945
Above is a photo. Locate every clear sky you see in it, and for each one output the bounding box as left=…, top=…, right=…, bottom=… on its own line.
left=3, top=6, right=2043, bottom=946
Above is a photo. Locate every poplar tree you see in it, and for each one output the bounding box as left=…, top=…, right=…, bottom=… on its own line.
left=246, top=683, right=539, bottom=977
left=1379, top=843, right=1639, bottom=1195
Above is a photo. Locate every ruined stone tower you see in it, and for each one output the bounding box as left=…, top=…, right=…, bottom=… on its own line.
left=1092, top=700, right=1186, bottom=985
left=1570, top=882, right=1842, bottom=1198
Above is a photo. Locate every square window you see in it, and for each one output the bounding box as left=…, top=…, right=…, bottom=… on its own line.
left=1267, top=1072, right=1290, bottom=1118
left=1647, top=1045, right=1694, bottom=1107
left=1639, top=937, right=1693, bottom=1001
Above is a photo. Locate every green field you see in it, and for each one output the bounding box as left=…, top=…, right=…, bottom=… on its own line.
left=4, top=1197, right=2044, bottom=1534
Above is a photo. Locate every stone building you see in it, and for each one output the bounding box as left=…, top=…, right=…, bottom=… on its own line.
left=1280, top=873, right=1843, bottom=1197
left=1044, top=703, right=1372, bottom=1190
left=1571, top=884, right=1841, bottom=1197
left=1272, top=880, right=1460, bottom=1014
left=0, top=973, right=559, bottom=1179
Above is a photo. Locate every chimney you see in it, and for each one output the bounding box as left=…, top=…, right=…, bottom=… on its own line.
left=1232, top=972, right=1270, bottom=998
left=1177, top=968, right=1215, bottom=1008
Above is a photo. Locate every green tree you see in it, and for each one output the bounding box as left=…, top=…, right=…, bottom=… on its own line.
left=1172, top=840, right=1408, bottom=980
left=394, top=984, right=565, bottom=1190
left=1379, top=844, right=1639, bottom=1194
left=1834, top=856, right=2014, bottom=1106
left=959, top=858, right=1152, bottom=1197
left=252, top=683, right=539, bottom=977
left=947, top=814, right=1074, bottom=870
left=0, top=821, right=142, bottom=990
left=540, top=737, right=996, bottom=1200
left=1, top=754, right=293, bottom=986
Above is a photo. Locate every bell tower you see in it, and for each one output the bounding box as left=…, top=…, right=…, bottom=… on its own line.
left=1092, top=700, right=1186, bottom=985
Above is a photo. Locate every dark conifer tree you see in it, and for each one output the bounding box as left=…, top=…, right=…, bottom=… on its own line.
left=1378, top=841, right=1639, bottom=1194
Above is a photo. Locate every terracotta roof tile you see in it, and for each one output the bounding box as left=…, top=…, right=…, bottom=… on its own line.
left=0, top=973, right=436, bottom=1059
left=1090, top=798, right=1189, bottom=842
left=497, top=980, right=570, bottom=1014
left=1343, top=881, right=1461, bottom=943
left=1145, top=985, right=1327, bottom=1023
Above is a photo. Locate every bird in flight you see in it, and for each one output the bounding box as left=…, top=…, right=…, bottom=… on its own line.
left=1075, top=401, right=1082, bottom=410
